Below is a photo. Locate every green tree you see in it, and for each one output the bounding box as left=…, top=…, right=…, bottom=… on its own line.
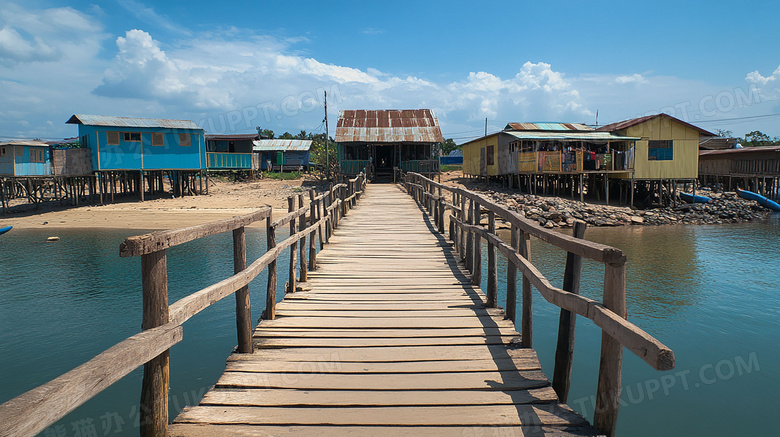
left=278, top=132, right=295, bottom=139
left=716, top=129, right=733, bottom=138
left=441, top=138, right=460, bottom=155
left=257, top=128, right=275, bottom=139
left=743, top=130, right=773, bottom=147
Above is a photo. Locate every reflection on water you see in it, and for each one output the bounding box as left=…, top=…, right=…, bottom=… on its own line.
left=0, top=227, right=289, bottom=436
left=493, top=216, right=779, bottom=436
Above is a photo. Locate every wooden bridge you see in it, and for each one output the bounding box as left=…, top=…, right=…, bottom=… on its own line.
left=0, top=172, right=674, bottom=437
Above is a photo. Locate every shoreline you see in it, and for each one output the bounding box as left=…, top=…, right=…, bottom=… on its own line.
left=1, top=172, right=775, bottom=231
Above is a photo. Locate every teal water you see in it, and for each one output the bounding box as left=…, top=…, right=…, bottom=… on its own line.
left=1, top=217, right=778, bottom=436
left=0, top=227, right=290, bottom=436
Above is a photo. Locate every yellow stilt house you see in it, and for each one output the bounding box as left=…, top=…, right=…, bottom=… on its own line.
left=596, top=114, right=715, bottom=180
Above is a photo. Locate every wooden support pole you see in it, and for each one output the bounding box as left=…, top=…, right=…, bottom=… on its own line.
left=309, top=190, right=318, bottom=270
left=233, top=226, right=252, bottom=353
left=594, top=262, right=627, bottom=437
left=287, top=196, right=298, bottom=293
left=265, top=214, right=277, bottom=320
left=472, top=200, right=482, bottom=286
left=520, top=230, right=532, bottom=348
left=139, top=249, right=169, bottom=437
left=506, top=224, right=519, bottom=323
left=552, top=221, right=587, bottom=403
left=466, top=199, right=475, bottom=274
left=460, top=195, right=467, bottom=261
left=299, top=193, right=308, bottom=282
left=486, top=210, right=497, bottom=307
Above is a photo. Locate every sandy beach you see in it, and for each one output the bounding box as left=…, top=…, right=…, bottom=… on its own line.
left=0, top=176, right=331, bottom=231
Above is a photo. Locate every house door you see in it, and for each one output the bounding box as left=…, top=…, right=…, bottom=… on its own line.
left=480, top=148, right=487, bottom=176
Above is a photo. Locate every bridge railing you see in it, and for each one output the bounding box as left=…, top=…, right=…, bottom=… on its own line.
left=0, top=173, right=367, bottom=437
left=404, top=172, right=674, bottom=437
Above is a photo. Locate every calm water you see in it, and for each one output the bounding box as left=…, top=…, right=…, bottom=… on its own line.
left=1, top=217, right=778, bottom=436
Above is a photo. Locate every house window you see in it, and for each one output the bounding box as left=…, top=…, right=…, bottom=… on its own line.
left=124, top=132, right=141, bottom=142
left=107, top=131, right=120, bottom=145
left=0, top=147, right=5, bottom=157
left=152, top=133, right=165, bottom=147
left=30, top=149, right=45, bottom=163
left=648, top=140, right=673, bottom=161
left=487, top=145, right=495, bottom=165
left=179, top=133, right=191, bottom=147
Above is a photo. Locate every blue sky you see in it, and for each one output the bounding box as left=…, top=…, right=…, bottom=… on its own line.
left=2, top=0, right=780, bottom=143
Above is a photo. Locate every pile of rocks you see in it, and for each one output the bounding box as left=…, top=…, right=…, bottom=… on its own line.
left=483, top=190, right=771, bottom=227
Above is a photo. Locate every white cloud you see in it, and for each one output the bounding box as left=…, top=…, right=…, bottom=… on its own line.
left=615, top=73, right=646, bottom=84
left=117, top=0, right=192, bottom=36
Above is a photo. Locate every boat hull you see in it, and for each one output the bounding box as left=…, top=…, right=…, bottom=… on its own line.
left=0, top=226, right=12, bottom=236
left=679, top=192, right=712, bottom=204
left=737, top=189, right=780, bottom=212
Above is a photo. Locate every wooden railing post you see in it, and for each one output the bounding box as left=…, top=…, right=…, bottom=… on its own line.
left=466, top=199, right=474, bottom=272
left=486, top=210, right=497, bottom=307
left=472, top=200, right=482, bottom=285
left=265, top=214, right=277, bottom=320
left=139, top=249, right=169, bottom=437
left=552, top=221, right=586, bottom=402
left=520, top=230, right=532, bottom=348
left=309, top=189, right=317, bottom=271
left=460, top=194, right=467, bottom=261
left=287, top=196, right=298, bottom=293
left=449, top=193, right=456, bottom=247
left=506, top=224, right=519, bottom=322
left=594, top=262, right=627, bottom=437
left=233, top=226, right=253, bottom=354
left=324, top=191, right=331, bottom=243
left=299, top=193, right=308, bottom=282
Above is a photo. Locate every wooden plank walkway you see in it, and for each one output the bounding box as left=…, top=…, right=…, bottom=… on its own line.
left=169, top=184, right=599, bottom=436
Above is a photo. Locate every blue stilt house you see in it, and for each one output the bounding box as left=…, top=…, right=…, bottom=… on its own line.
left=253, top=139, right=312, bottom=171
left=66, top=114, right=206, bottom=171
left=0, top=140, right=52, bottom=177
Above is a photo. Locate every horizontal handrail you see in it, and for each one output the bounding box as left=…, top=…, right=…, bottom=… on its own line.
left=453, top=216, right=673, bottom=370
left=119, top=208, right=272, bottom=257
left=0, top=323, right=183, bottom=437
left=169, top=213, right=328, bottom=325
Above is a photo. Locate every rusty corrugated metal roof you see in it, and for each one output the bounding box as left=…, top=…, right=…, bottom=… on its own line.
left=504, top=122, right=593, bottom=132
left=66, top=114, right=203, bottom=130
left=252, top=139, right=312, bottom=152
left=335, top=109, right=444, bottom=143
left=206, top=134, right=259, bottom=141
left=596, top=114, right=716, bottom=137
left=699, top=146, right=780, bottom=156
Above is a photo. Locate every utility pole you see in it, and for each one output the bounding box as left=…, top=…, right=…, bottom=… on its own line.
left=324, top=91, right=329, bottom=180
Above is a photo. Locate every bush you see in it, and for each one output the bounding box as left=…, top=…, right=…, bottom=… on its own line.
left=263, top=171, right=302, bottom=180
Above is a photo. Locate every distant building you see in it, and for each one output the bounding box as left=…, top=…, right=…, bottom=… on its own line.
left=335, top=109, right=444, bottom=179
left=66, top=114, right=206, bottom=171
left=252, top=139, right=312, bottom=171
left=699, top=146, right=780, bottom=193
left=597, top=114, right=715, bottom=180
left=0, top=140, right=52, bottom=177
left=206, top=134, right=263, bottom=170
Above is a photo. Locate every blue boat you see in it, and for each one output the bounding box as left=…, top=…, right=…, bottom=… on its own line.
left=679, top=192, right=712, bottom=204
left=0, top=225, right=12, bottom=236
left=736, top=189, right=780, bottom=212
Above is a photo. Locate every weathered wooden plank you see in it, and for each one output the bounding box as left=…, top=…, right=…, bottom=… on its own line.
left=227, top=345, right=536, bottom=363
left=199, top=387, right=558, bottom=406
left=254, top=336, right=518, bottom=347
left=225, top=357, right=540, bottom=373
left=174, top=404, right=587, bottom=427
left=272, top=308, right=505, bottom=318
left=257, top=316, right=516, bottom=329
left=168, top=424, right=600, bottom=437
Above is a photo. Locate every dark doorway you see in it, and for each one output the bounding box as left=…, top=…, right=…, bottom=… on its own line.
left=373, top=145, right=395, bottom=183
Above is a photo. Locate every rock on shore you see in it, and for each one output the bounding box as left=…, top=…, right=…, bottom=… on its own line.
left=481, top=190, right=771, bottom=227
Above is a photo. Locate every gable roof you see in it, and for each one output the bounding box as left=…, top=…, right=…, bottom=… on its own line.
left=596, top=114, right=716, bottom=137
left=66, top=114, right=203, bottom=130
left=0, top=140, right=50, bottom=148
left=335, top=109, right=444, bottom=143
